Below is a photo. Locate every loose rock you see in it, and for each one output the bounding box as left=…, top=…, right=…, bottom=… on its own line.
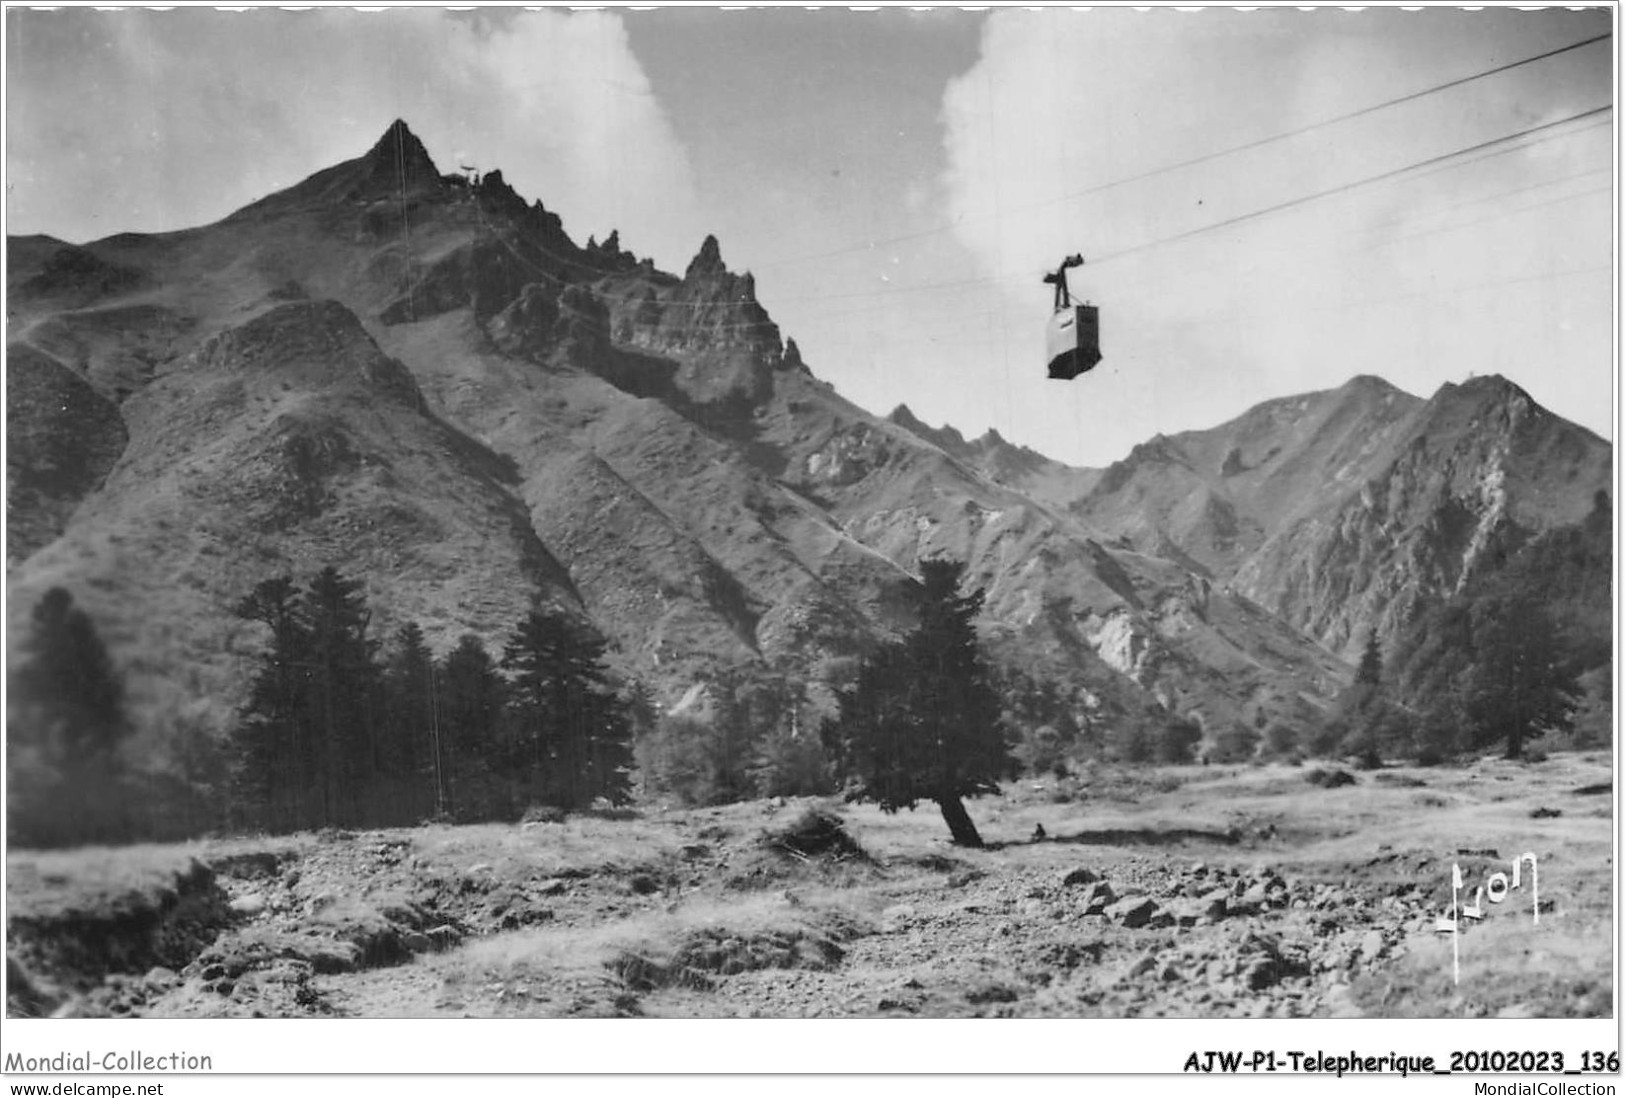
left=1106, top=896, right=1159, bottom=929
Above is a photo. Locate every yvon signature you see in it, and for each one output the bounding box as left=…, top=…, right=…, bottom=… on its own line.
left=1435, top=851, right=1539, bottom=984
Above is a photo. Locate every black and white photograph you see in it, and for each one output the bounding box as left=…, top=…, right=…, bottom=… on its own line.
left=2, top=0, right=1617, bottom=1074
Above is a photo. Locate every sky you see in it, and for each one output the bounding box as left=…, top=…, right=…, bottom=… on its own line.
left=4, top=4, right=1615, bottom=468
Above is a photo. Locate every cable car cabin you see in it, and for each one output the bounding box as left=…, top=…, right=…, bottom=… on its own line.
left=1043, top=253, right=1101, bottom=380
left=1046, top=304, right=1101, bottom=380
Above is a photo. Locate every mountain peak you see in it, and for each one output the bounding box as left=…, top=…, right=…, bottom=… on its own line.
left=1341, top=374, right=1398, bottom=394
left=1455, top=373, right=1530, bottom=400
left=355, top=119, right=441, bottom=197
left=888, top=403, right=923, bottom=429
left=685, top=234, right=727, bottom=279
left=1432, top=373, right=1540, bottom=416
left=368, top=119, right=432, bottom=163
left=781, top=337, right=806, bottom=372
left=886, top=404, right=970, bottom=456
left=220, top=119, right=444, bottom=221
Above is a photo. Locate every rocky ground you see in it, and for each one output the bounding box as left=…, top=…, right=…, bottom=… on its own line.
left=6, top=753, right=1613, bottom=1019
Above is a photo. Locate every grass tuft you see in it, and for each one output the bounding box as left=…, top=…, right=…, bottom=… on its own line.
left=763, top=807, right=871, bottom=864
left=1305, top=767, right=1357, bottom=788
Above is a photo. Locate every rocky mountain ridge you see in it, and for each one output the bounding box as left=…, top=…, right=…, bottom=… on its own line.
left=5, top=120, right=1610, bottom=759
left=1060, top=372, right=1610, bottom=660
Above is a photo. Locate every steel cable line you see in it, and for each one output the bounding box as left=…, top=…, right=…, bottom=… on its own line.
left=751, top=109, right=1611, bottom=328
left=1025, top=178, right=1616, bottom=341
left=748, top=31, right=1613, bottom=272
left=1092, top=140, right=1612, bottom=297
left=754, top=105, right=1613, bottom=309
left=788, top=180, right=1614, bottom=364
left=1141, top=260, right=1613, bottom=345
left=1088, top=105, right=1614, bottom=266
left=813, top=255, right=1612, bottom=373
left=395, top=128, right=416, bottom=322
left=1336, top=182, right=1612, bottom=261
left=676, top=149, right=1612, bottom=351
left=1024, top=34, right=1615, bottom=218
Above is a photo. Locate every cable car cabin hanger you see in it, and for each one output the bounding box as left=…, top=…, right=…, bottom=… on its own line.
left=1044, top=254, right=1102, bottom=381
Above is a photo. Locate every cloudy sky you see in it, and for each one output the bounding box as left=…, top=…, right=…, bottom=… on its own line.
left=5, top=5, right=1614, bottom=467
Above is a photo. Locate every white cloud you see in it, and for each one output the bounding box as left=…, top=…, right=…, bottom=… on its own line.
left=7, top=8, right=704, bottom=268
left=433, top=11, right=705, bottom=268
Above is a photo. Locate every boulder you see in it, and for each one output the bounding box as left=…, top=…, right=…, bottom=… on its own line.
left=1080, top=881, right=1117, bottom=915
left=1358, top=929, right=1385, bottom=964
left=1106, top=896, right=1159, bottom=929
left=229, top=892, right=269, bottom=917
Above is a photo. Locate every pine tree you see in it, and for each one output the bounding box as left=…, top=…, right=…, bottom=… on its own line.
left=7, top=588, right=132, bottom=846
left=1466, top=594, right=1577, bottom=759
left=231, top=576, right=313, bottom=831
left=302, top=567, right=382, bottom=826
left=12, top=588, right=129, bottom=764
left=502, top=608, right=633, bottom=811
left=749, top=678, right=833, bottom=798
left=581, top=686, right=635, bottom=808
left=833, top=558, right=1011, bottom=846
left=1357, top=629, right=1383, bottom=686
left=439, top=633, right=506, bottom=819
left=637, top=712, right=717, bottom=805
left=382, top=621, right=438, bottom=822
left=704, top=668, right=776, bottom=804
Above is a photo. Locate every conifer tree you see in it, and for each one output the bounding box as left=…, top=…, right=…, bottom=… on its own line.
left=502, top=608, right=633, bottom=810
left=13, top=588, right=129, bottom=764
left=1466, top=594, right=1576, bottom=759
left=833, top=558, right=1010, bottom=846
left=382, top=621, right=438, bottom=822
left=7, top=588, right=132, bottom=845
left=1357, top=629, right=1383, bottom=686
left=231, top=576, right=313, bottom=830
left=302, top=567, right=382, bottom=826
left=703, top=668, right=775, bottom=804
left=439, top=633, right=506, bottom=819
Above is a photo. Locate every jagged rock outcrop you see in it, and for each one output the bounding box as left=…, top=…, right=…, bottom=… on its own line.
left=596, top=234, right=784, bottom=410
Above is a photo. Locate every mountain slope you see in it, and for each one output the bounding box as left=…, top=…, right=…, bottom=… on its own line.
left=1065, top=373, right=1610, bottom=660
left=8, top=297, right=580, bottom=731
left=1231, top=375, right=1611, bottom=656
left=7, top=119, right=1606, bottom=765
